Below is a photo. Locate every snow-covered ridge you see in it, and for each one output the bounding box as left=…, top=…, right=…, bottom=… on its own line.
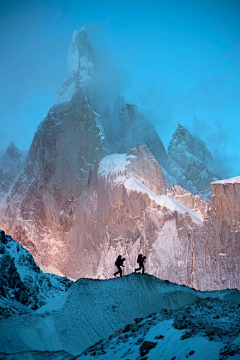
left=98, top=154, right=202, bottom=224
left=1, top=273, right=239, bottom=358
left=124, top=176, right=203, bottom=225
left=211, top=176, right=240, bottom=185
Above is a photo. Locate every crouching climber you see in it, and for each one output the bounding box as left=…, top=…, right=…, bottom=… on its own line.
left=135, top=254, right=147, bottom=274
left=114, top=255, right=126, bottom=277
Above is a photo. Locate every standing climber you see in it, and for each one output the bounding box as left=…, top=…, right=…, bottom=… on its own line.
left=114, top=255, right=126, bottom=277
left=135, top=254, right=147, bottom=274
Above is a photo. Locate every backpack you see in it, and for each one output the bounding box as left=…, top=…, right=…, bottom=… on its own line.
left=137, top=254, right=142, bottom=264
left=115, top=257, right=126, bottom=266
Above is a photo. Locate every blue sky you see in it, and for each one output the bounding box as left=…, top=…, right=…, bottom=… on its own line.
left=0, top=0, right=239, bottom=176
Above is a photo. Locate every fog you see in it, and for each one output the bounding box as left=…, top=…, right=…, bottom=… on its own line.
left=0, top=0, right=239, bottom=176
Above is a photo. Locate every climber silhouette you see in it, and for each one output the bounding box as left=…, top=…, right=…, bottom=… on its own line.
left=113, top=255, right=126, bottom=277
left=135, top=254, right=147, bottom=274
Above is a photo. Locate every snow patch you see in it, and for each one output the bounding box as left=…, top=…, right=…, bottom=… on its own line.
left=211, top=176, right=240, bottom=185
left=98, top=154, right=135, bottom=179
left=67, top=31, right=80, bottom=74
left=124, top=176, right=203, bottom=225
left=54, top=80, right=76, bottom=105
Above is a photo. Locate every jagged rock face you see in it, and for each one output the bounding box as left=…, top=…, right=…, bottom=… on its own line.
left=60, top=146, right=206, bottom=287
left=0, top=143, right=26, bottom=204
left=53, top=145, right=170, bottom=279
left=168, top=124, right=221, bottom=200
left=105, top=95, right=168, bottom=169
left=0, top=230, right=72, bottom=309
left=1, top=30, right=107, bottom=271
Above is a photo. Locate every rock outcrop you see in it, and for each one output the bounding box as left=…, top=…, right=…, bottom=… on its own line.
left=0, top=230, right=72, bottom=309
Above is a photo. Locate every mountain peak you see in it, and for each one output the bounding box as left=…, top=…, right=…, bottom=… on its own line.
left=170, top=123, right=214, bottom=165
left=67, top=27, right=94, bottom=76
left=3, top=142, right=21, bottom=162
left=173, top=123, right=189, bottom=138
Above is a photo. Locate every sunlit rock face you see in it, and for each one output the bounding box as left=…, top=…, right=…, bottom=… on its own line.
left=64, top=144, right=205, bottom=283
left=209, top=177, right=240, bottom=288
left=167, top=124, right=221, bottom=200
left=105, top=95, right=168, bottom=169
left=93, top=155, right=239, bottom=290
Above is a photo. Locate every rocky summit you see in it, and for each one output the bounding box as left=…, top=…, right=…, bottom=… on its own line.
left=0, top=29, right=239, bottom=291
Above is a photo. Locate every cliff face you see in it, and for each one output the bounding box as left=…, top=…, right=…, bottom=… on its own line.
left=210, top=177, right=240, bottom=288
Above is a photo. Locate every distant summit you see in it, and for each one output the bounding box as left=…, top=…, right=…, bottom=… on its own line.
left=106, top=94, right=168, bottom=169
left=167, top=124, right=221, bottom=200
left=55, top=28, right=95, bottom=105
left=67, top=28, right=94, bottom=81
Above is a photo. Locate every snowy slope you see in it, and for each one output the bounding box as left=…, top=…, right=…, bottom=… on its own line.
left=0, top=273, right=239, bottom=358
left=0, top=231, right=72, bottom=309
left=78, top=299, right=240, bottom=359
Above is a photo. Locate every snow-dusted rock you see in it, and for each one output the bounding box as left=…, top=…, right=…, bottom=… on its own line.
left=55, top=27, right=94, bottom=106
left=79, top=292, right=240, bottom=360
left=168, top=124, right=221, bottom=200
left=0, top=231, right=72, bottom=309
